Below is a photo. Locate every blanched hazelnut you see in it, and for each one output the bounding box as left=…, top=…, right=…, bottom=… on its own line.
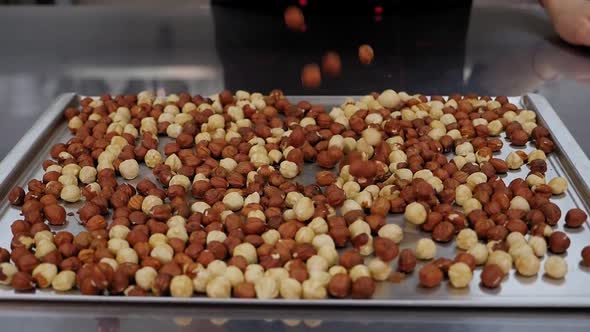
left=415, top=238, right=436, bottom=260
left=135, top=266, right=158, bottom=290
left=348, top=219, right=371, bottom=238
left=116, top=247, right=139, bottom=264
left=79, top=166, right=97, bottom=184
left=528, top=236, right=547, bottom=257
left=279, top=161, right=298, bottom=179
left=192, top=270, right=212, bottom=293
left=466, top=172, right=487, bottom=190
left=404, top=202, right=427, bottom=225
left=349, top=264, right=370, bottom=282
left=377, top=224, right=403, bottom=243
left=207, top=260, right=228, bottom=277
left=244, top=264, right=264, bottom=284
left=60, top=184, right=81, bottom=203
left=255, top=276, right=279, bottom=299
left=467, top=243, right=488, bottom=265
left=294, top=197, right=314, bottom=221
left=509, top=242, right=534, bottom=260
left=145, top=149, right=163, bottom=168
left=515, top=254, right=540, bottom=276
left=207, top=276, right=231, bottom=298
left=233, top=243, right=257, bottom=264
left=506, top=152, right=524, bottom=170
left=510, top=196, right=530, bottom=212
left=51, top=270, right=76, bottom=291
left=258, top=230, right=279, bottom=246
left=223, top=192, right=244, bottom=211
left=544, top=255, right=567, bottom=279
left=302, top=279, right=327, bottom=299
left=317, top=246, right=338, bottom=267
left=307, top=255, right=329, bottom=272
left=142, top=195, right=163, bottom=215
left=548, top=177, right=568, bottom=195
left=108, top=238, right=130, bottom=254
left=109, top=225, right=130, bottom=240
left=367, top=258, right=391, bottom=281
left=119, top=159, right=140, bottom=180
left=448, top=262, right=473, bottom=288
left=151, top=245, right=173, bottom=263
left=308, top=217, right=328, bottom=235
left=486, top=251, right=513, bottom=274
left=506, top=232, right=527, bottom=249
left=463, top=198, right=482, bottom=215
left=170, top=275, right=193, bottom=298
left=0, top=263, right=17, bottom=285
left=223, top=265, right=244, bottom=287
left=279, top=277, right=302, bottom=299
left=456, top=229, right=478, bottom=250
left=328, top=265, right=347, bottom=276
left=295, top=226, right=315, bottom=244
left=455, top=185, right=472, bottom=206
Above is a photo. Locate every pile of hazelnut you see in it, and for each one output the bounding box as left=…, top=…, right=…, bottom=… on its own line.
left=4, top=90, right=590, bottom=299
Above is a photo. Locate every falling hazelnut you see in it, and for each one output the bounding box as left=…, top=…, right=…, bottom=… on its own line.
left=284, top=6, right=305, bottom=32
left=301, top=64, right=321, bottom=89
left=322, top=52, right=342, bottom=77
left=358, top=44, right=374, bottom=65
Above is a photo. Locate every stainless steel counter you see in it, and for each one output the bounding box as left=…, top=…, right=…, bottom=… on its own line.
left=1, top=0, right=590, bottom=330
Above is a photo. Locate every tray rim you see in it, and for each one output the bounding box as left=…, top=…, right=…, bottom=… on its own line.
left=1, top=93, right=590, bottom=307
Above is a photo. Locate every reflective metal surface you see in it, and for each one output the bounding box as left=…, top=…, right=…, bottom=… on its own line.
left=1, top=94, right=589, bottom=309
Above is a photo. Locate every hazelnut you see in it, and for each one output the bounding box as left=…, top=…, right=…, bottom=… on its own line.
left=233, top=282, right=256, bottom=298
left=322, top=51, right=342, bottom=77
left=254, top=276, right=278, bottom=299
left=8, top=186, right=25, bottom=206
left=486, top=251, right=513, bottom=274
left=207, top=276, right=232, bottom=298
left=301, top=64, right=321, bottom=89
left=467, top=243, right=488, bottom=265
left=0, top=263, right=18, bottom=285
left=548, top=231, right=570, bottom=254
left=515, top=254, right=540, bottom=276
left=170, top=275, right=193, bottom=298
left=565, top=208, right=587, bottom=228
left=377, top=224, right=403, bottom=243
left=398, top=249, right=417, bottom=273
left=580, top=246, right=590, bottom=267
left=432, top=221, right=455, bottom=243
left=11, top=271, right=35, bottom=291
left=404, top=202, right=427, bottom=225
left=448, top=262, right=472, bottom=288
left=419, top=264, right=443, bottom=288
left=327, top=273, right=351, bottom=298
left=284, top=6, right=304, bottom=31
left=32, top=263, right=58, bottom=288
left=415, top=238, right=436, bottom=260
left=351, top=276, right=375, bottom=299
left=528, top=236, right=547, bottom=257
left=456, top=229, right=478, bottom=250
left=544, top=255, right=567, bottom=279
left=358, top=45, right=374, bottom=65
left=480, top=264, right=504, bottom=289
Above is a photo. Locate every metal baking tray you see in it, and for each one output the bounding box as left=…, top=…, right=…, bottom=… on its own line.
left=1, top=93, right=589, bottom=307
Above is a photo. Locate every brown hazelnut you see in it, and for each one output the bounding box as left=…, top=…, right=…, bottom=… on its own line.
left=322, top=51, right=342, bottom=77
left=581, top=246, right=590, bottom=267
left=9, top=186, right=26, bottom=206
left=358, top=44, right=374, bottom=65
left=454, top=253, right=476, bottom=271
left=373, top=237, right=399, bottom=262
left=565, top=208, right=587, bottom=228
left=301, top=63, right=321, bottom=89
left=480, top=264, right=504, bottom=289
left=548, top=231, right=570, bottom=254
left=539, top=202, right=561, bottom=226
left=431, top=221, right=455, bottom=243
left=339, top=249, right=363, bottom=269
left=327, top=273, right=351, bottom=298
left=11, top=271, right=35, bottom=291
left=398, top=249, right=417, bottom=273
left=43, top=204, right=66, bottom=226
left=16, top=254, right=40, bottom=274
left=432, top=257, right=453, bottom=275
left=233, top=282, right=256, bottom=298
left=351, top=276, right=375, bottom=299
left=419, top=264, right=443, bottom=288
